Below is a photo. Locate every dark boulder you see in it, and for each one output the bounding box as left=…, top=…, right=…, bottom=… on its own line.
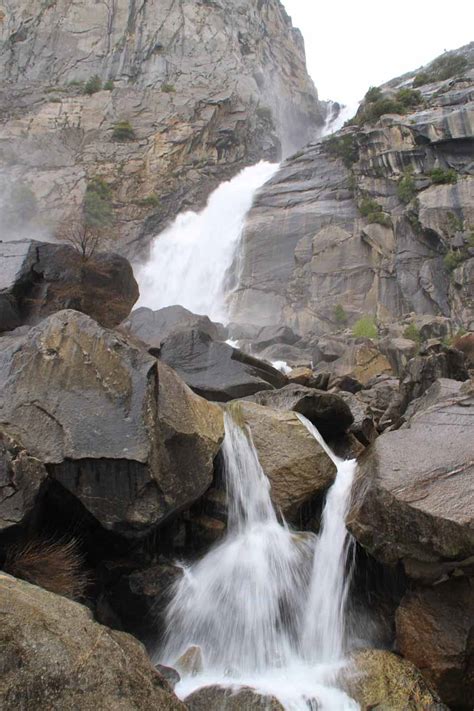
left=252, top=324, right=300, bottom=351
left=122, top=305, right=227, bottom=348
left=243, top=383, right=353, bottom=438
left=0, top=310, right=224, bottom=537
left=0, top=239, right=138, bottom=332
left=159, top=328, right=287, bottom=401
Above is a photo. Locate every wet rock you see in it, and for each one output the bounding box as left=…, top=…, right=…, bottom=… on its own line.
left=256, top=342, right=314, bottom=368
left=0, top=240, right=138, bottom=332
left=343, top=649, right=442, bottom=710
left=379, top=337, right=419, bottom=376
left=159, top=328, right=286, bottom=402
left=316, top=343, right=393, bottom=386
left=175, top=645, right=203, bottom=676
left=235, top=400, right=336, bottom=521
left=396, top=578, right=474, bottom=709
left=453, top=332, right=474, bottom=366
left=0, top=573, right=185, bottom=710
left=184, top=685, right=285, bottom=710
left=287, top=367, right=330, bottom=390
left=122, top=305, right=227, bottom=349
left=252, top=324, right=300, bottom=351
left=0, top=310, right=224, bottom=537
left=243, top=383, right=353, bottom=439
left=156, top=664, right=181, bottom=690
left=0, top=430, right=48, bottom=532
left=314, top=336, right=347, bottom=363
left=347, top=384, right=474, bottom=581
left=337, top=392, right=378, bottom=446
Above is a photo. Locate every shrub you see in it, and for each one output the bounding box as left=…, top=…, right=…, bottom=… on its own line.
left=358, top=196, right=391, bottom=225
left=430, top=167, right=458, bottom=184
left=357, top=98, right=405, bottom=125
left=444, top=250, right=465, bottom=272
left=395, top=88, right=423, bottom=109
left=352, top=316, right=378, bottom=339
left=161, top=83, right=175, bottom=93
left=397, top=170, right=417, bottom=203
left=431, top=53, right=468, bottom=81
left=413, top=72, right=430, bottom=88
left=84, top=75, right=102, bottom=95
left=365, top=86, right=383, bottom=103
left=104, top=79, right=114, bottom=91
left=84, top=177, right=113, bottom=228
left=111, top=120, right=135, bottom=141
left=403, top=323, right=422, bottom=344
left=323, top=134, right=359, bottom=168
left=4, top=537, right=89, bottom=600
left=334, top=304, right=348, bottom=325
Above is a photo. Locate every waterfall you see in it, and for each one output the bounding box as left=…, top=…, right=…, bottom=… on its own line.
left=137, top=162, right=278, bottom=323
left=159, top=411, right=358, bottom=710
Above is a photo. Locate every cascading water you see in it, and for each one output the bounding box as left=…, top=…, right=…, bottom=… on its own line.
left=137, top=161, right=278, bottom=323
left=159, top=411, right=359, bottom=710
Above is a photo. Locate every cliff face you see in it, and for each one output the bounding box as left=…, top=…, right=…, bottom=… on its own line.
left=0, top=0, right=324, bottom=255
left=230, top=44, right=474, bottom=336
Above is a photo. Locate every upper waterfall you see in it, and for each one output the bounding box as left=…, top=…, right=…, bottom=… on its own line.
left=136, top=162, right=279, bottom=323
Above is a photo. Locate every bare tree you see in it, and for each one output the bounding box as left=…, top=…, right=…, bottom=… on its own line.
left=56, top=216, right=103, bottom=260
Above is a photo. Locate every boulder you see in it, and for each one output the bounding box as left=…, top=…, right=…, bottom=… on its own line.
left=337, top=392, right=378, bottom=446
left=316, top=343, right=392, bottom=386
left=287, top=367, right=330, bottom=390
left=122, top=305, right=227, bottom=348
left=379, top=337, right=419, bottom=376
left=343, top=649, right=442, bottom=710
left=175, top=645, right=203, bottom=676
left=159, top=328, right=286, bottom=401
left=347, top=383, right=474, bottom=581
left=235, top=401, right=336, bottom=521
left=0, top=239, right=138, bottom=332
left=184, top=685, right=285, bottom=710
left=0, top=310, right=224, bottom=537
left=396, top=578, right=474, bottom=709
left=256, top=342, right=314, bottom=368
left=0, top=573, right=185, bottom=710
left=0, top=430, right=48, bottom=532
left=252, top=324, right=300, bottom=351
left=243, top=384, right=353, bottom=439
left=453, top=332, right=474, bottom=366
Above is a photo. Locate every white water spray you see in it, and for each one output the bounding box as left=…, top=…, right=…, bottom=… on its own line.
left=159, top=411, right=358, bottom=710
left=137, top=162, right=278, bottom=323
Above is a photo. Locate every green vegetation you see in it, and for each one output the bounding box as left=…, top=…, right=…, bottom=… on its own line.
left=364, top=86, right=383, bottom=103
left=135, top=194, right=160, bottom=208
left=83, top=178, right=113, bottom=228
left=395, top=88, right=423, bottom=109
left=104, top=79, right=114, bottom=91
left=322, top=134, right=359, bottom=168
left=446, top=211, right=463, bottom=234
left=84, top=75, right=102, bottom=95
left=403, top=323, right=422, bottom=344
left=352, top=316, right=378, bottom=339
left=334, top=304, right=348, bottom=325
left=397, top=170, right=417, bottom=203
left=444, top=250, right=465, bottom=272
left=413, top=53, right=469, bottom=87
left=111, top=120, right=135, bottom=141
left=430, top=167, right=458, bottom=185
left=161, top=83, right=175, bottom=93
left=358, top=196, right=391, bottom=226
left=354, top=86, right=423, bottom=126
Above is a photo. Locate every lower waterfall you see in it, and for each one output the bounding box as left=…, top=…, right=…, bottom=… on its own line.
left=158, top=411, right=358, bottom=710
left=137, top=161, right=278, bottom=323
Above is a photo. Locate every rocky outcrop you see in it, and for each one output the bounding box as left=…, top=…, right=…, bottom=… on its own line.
left=230, top=44, right=474, bottom=336
left=0, top=572, right=185, bottom=710
left=396, top=578, right=474, bottom=709
left=0, top=239, right=138, bottom=332
left=159, top=328, right=287, bottom=401
left=122, top=305, right=227, bottom=348
left=184, top=685, right=285, bottom=711
left=0, top=0, right=324, bottom=256
left=235, top=401, right=336, bottom=521
left=0, top=310, right=224, bottom=536
left=347, top=379, right=474, bottom=581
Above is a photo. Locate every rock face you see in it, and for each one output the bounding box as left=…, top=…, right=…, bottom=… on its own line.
left=347, top=379, right=474, bottom=581
left=0, top=239, right=138, bottom=332
left=0, top=310, right=224, bottom=536
left=184, top=685, right=285, bottom=711
left=235, top=401, right=336, bottom=521
left=0, top=0, right=324, bottom=256
left=0, top=430, right=47, bottom=532
left=0, top=573, right=185, bottom=710
left=159, top=328, right=287, bottom=401
left=396, top=578, right=474, bottom=709
left=230, top=44, right=474, bottom=336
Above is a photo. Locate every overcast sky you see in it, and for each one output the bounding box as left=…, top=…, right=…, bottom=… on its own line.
left=282, top=0, right=473, bottom=108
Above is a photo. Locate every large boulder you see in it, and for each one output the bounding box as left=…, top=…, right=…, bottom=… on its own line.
left=243, top=384, right=353, bottom=439
left=0, top=430, right=48, bottom=532
left=343, top=649, right=442, bottom=710
left=235, top=401, right=336, bottom=521
left=315, top=343, right=393, bottom=386
left=122, top=305, right=227, bottom=348
left=347, top=380, right=474, bottom=581
left=0, top=239, right=138, bottom=332
left=0, top=310, right=224, bottom=537
left=396, top=578, right=474, bottom=709
left=184, top=685, right=284, bottom=710
left=159, top=328, right=287, bottom=402
left=0, top=573, right=185, bottom=710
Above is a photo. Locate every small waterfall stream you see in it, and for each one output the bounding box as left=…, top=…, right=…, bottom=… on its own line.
left=159, top=412, right=358, bottom=710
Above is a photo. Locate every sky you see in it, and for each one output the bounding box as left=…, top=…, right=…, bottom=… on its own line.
left=282, top=0, right=473, bottom=108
